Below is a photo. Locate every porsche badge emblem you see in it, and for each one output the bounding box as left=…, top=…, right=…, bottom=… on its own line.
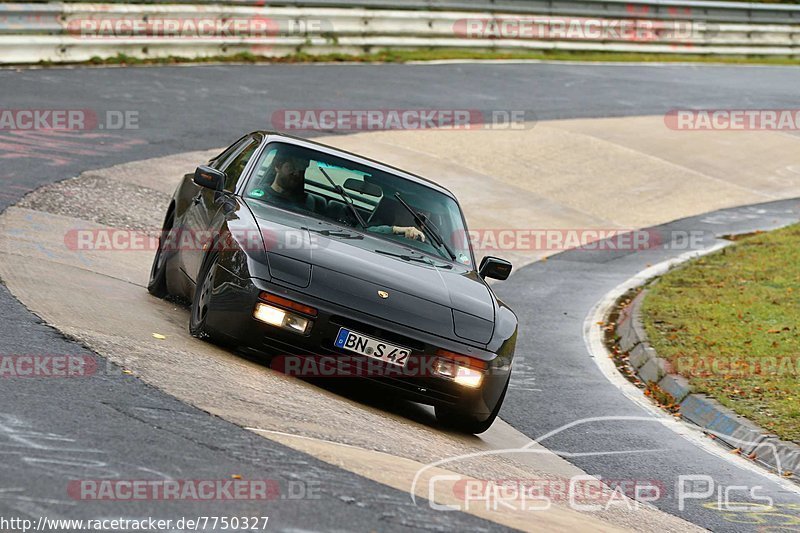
left=377, top=290, right=389, bottom=299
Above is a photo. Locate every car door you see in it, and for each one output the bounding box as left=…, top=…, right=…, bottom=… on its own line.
left=182, top=135, right=259, bottom=282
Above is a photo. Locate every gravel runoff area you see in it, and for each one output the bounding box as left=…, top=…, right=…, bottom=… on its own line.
left=18, top=172, right=170, bottom=231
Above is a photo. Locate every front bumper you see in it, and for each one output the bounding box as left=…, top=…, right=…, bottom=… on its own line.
left=205, top=273, right=510, bottom=417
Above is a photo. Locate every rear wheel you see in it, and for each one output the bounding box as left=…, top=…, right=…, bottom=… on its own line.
left=435, top=374, right=510, bottom=434
left=189, top=251, right=219, bottom=341
left=147, top=211, right=174, bottom=298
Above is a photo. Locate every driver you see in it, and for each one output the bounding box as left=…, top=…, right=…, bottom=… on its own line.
left=250, top=147, right=330, bottom=213
left=265, top=149, right=310, bottom=204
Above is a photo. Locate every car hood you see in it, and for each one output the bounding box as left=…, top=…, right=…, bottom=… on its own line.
left=247, top=202, right=495, bottom=345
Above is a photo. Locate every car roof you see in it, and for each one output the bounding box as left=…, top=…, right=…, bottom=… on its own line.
left=256, top=131, right=458, bottom=200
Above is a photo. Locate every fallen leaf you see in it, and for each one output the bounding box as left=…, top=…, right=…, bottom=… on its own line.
left=122, top=369, right=133, bottom=375
left=152, top=333, right=166, bottom=340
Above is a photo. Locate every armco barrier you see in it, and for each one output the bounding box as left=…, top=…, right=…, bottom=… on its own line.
left=0, top=1, right=798, bottom=64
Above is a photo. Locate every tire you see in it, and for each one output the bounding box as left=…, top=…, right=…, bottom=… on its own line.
left=147, top=211, right=173, bottom=298
left=189, top=251, right=219, bottom=341
left=435, top=373, right=510, bottom=435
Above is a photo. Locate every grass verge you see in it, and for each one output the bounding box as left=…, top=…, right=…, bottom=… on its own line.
left=20, top=49, right=800, bottom=68
left=641, top=224, right=800, bottom=443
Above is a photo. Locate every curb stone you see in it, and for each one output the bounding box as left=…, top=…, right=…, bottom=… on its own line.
left=629, top=343, right=656, bottom=369
left=614, top=287, right=800, bottom=477
left=679, top=394, right=766, bottom=456
left=657, top=374, right=691, bottom=403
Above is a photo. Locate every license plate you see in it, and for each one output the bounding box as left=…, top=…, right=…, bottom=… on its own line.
left=334, top=327, right=410, bottom=367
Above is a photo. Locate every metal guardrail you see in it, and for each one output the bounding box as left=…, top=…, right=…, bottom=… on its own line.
left=0, top=3, right=62, bottom=34
left=0, top=1, right=798, bottom=64
left=6, top=0, right=800, bottom=22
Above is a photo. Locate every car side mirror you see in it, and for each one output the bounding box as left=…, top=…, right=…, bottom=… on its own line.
left=479, top=256, right=512, bottom=280
left=194, top=165, right=225, bottom=191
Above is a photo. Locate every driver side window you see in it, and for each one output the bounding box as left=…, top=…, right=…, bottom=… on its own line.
left=219, top=138, right=259, bottom=192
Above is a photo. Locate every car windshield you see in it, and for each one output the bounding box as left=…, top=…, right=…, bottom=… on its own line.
left=243, top=142, right=473, bottom=266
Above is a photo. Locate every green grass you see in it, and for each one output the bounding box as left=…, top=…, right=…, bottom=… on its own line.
left=24, top=49, right=800, bottom=68
left=642, top=224, right=800, bottom=443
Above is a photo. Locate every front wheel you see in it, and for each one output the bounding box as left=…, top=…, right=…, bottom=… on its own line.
left=147, top=212, right=174, bottom=298
left=189, top=251, right=219, bottom=341
left=435, top=374, right=510, bottom=434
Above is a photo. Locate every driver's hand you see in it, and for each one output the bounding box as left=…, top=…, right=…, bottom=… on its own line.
left=392, top=226, right=426, bottom=242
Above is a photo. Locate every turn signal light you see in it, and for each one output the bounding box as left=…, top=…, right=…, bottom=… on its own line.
left=435, top=349, right=489, bottom=370
left=259, top=292, right=317, bottom=317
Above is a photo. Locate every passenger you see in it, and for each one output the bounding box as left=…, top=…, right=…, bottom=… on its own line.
left=368, top=224, right=425, bottom=242
left=366, top=196, right=425, bottom=241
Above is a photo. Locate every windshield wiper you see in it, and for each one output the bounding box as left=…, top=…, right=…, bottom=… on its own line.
left=393, top=192, right=457, bottom=261
left=375, top=249, right=452, bottom=268
left=303, top=227, right=363, bottom=239
left=317, top=167, right=368, bottom=230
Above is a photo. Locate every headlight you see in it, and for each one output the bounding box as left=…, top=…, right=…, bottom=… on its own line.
left=254, top=303, right=311, bottom=334
left=453, top=366, right=483, bottom=388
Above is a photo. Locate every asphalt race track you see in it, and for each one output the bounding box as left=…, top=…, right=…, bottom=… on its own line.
left=494, top=199, right=800, bottom=531
left=1, top=62, right=800, bottom=531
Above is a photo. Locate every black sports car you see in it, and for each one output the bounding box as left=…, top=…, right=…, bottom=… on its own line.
left=148, top=132, right=517, bottom=433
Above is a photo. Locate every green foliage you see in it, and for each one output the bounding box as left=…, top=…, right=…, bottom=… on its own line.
left=643, top=224, right=800, bottom=442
